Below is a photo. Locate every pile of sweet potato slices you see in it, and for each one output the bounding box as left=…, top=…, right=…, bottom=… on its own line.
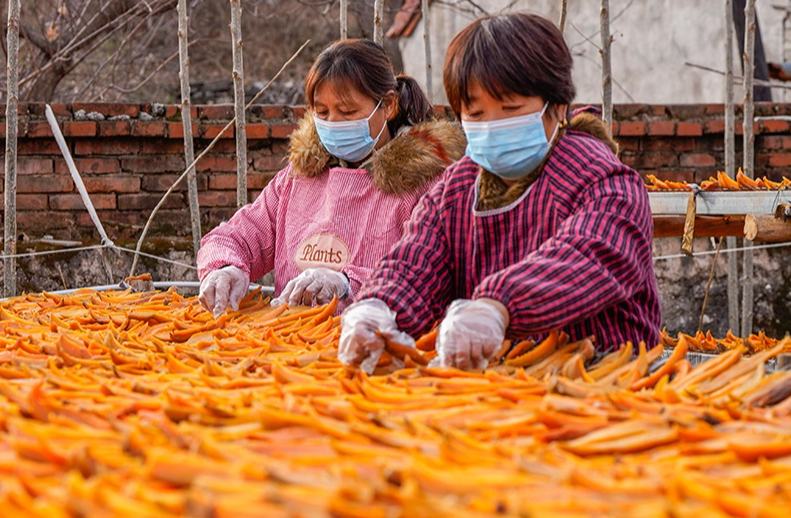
left=0, top=289, right=789, bottom=517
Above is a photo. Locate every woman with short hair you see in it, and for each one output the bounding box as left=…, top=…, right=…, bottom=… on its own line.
left=338, top=13, right=661, bottom=372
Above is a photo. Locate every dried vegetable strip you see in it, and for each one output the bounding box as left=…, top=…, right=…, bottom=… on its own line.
left=661, top=328, right=788, bottom=354
left=644, top=169, right=791, bottom=191
left=0, top=289, right=790, bottom=517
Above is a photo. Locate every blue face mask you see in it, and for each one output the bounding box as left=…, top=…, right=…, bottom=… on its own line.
left=462, top=103, right=558, bottom=180
left=313, top=100, right=386, bottom=163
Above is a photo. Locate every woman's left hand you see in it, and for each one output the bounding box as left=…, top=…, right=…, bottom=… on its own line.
left=272, top=268, right=350, bottom=307
left=436, top=298, right=509, bottom=370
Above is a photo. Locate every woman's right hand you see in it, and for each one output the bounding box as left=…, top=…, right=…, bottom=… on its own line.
left=339, top=298, right=415, bottom=374
left=198, top=265, right=250, bottom=318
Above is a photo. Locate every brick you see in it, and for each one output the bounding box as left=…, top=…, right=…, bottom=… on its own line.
left=647, top=121, right=675, bottom=136
left=208, top=174, right=270, bottom=191
left=98, top=120, right=131, bottom=137
left=25, top=121, right=54, bottom=138
left=201, top=139, right=237, bottom=153
left=200, top=123, right=234, bottom=139
left=666, top=105, right=705, bottom=120
left=83, top=176, right=140, bottom=193
left=131, top=121, right=167, bottom=137
left=616, top=121, right=645, bottom=137
left=18, top=175, right=73, bottom=193
left=26, top=103, right=69, bottom=117
left=199, top=105, right=235, bottom=120
left=253, top=155, right=288, bottom=171
left=17, top=158, right=54, bottom=175
left=17, top=211, right=70, bottom=230
left=263, top=105, right=285, bottom=119
left=167, top=121, right=199, bottom=139
left=118, top=193, right=184, bottom=210
left=635, top=152, right=678, bottom=169
left=269, top=123, right=297, bottom=139
left=18, top=140, right=61, bottom=155
left=760, top=119, right=791, bottom=134
left=55, top=158, right=120, bottom=175
left=122, top=155, right=186, bottom=173
left=71, top=103, right=140, bottom=118
left=760, top=136, right=791, bottom=150
left=617, top=138, right=640, bottom=152
left=642, top=138, right=695, bottom=152
left=50, top=193, right=115, bottom=210
left=142, top=174, right=208, bottom=192
left=17, top=194, right=48, bottom=210
left=248, top=172, right=274, bottom=189
left=199, top=190, right=236, bottom=207
left=704, top=104, right=725, bottom=115
left=613, top=104, right=651, bottom=119
left=140, top=141, right=185, bottom=154
left=245, top=122, right=270, bottom=139
left=650, top=106, right=669, bottom=116
left=75, top=139, right=140, bottom=156
left=676, top=122, right=703, bottom=137
left=208, top=174, right=237, bottom=190
left=63, top=121, right=97, bottom=137
left=290, top=106, right=306, bottom=119
left=680, top=153, right=716, bottom=167
left=196, top=156, right=238, bottom=172
left=768, top=153, right=791, bottom=167
left=703, top=119, right=725, bottom=134
left=166, top=105, right=197, bottom=120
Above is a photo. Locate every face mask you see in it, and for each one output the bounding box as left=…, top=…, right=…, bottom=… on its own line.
left=313, top=100, right=386, bottom=163
left=462, top=103, right=558, bottom=180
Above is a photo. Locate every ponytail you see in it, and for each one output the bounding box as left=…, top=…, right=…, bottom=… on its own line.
left=389, top=74, right=434, bottom=134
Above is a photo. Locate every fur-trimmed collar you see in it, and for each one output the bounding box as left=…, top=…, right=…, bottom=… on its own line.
left=288, top=114, right=466, bottom=195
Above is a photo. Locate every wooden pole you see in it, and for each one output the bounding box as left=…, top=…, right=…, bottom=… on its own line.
left=653, top=215, right=745, bottom=238
left=3, top=0, right=20, bottom=297
left=559, top=0, right=569, bottom=33
left=743, top=212, right=791, bottom=243
left=374, top=0, right=384, bottom=45
left=230, top=0, right=248, bottom=208
left=725, top=0, right=739, bottom=333
left=177, top=0, right=202, bottom=257
left=741, top=0, right=757, bottom=335
left=340, top=0, right=348, bottom=39
left=600, top=0, right=613, bottom=129
left=422, top=0, right=432, bottom=103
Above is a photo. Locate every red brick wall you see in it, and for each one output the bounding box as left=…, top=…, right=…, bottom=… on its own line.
left=0, top=102, right=789, bottom=242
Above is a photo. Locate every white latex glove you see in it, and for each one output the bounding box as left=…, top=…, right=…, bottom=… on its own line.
left=198, top=265, right=250, bottom=318
left=338, top=298, right=415, bottom=374
left=435, top=299, right=509, bottom=371
left=271, top=267, right=350, bottom=307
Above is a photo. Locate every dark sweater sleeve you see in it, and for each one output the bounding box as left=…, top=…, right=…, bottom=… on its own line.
left=473, top=165, right=654, bottom=336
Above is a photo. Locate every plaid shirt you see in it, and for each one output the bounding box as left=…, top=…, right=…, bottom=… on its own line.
left=357, top=130, right=661, bottom=350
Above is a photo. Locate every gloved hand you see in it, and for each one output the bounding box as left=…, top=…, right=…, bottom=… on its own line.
left=271, top=267, right=350, bottom=307
left=198, top=265, right=250, bottom=318
left=436, top=298, right=509, bottom=370
left=338, top=298, right=415, bottom=374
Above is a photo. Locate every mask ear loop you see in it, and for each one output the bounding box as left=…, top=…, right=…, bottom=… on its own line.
left=368, top=98, right=388, bottom=147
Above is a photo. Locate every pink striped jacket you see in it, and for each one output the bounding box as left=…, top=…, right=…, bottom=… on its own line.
left=196, top=116, right=466, bottom=298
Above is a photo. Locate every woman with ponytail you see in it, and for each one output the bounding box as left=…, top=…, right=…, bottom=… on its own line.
left=197, top=39, right=465, bottom=315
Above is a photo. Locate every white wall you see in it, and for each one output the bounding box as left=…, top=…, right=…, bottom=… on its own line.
left=399, top=0, right=787, bottom=105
